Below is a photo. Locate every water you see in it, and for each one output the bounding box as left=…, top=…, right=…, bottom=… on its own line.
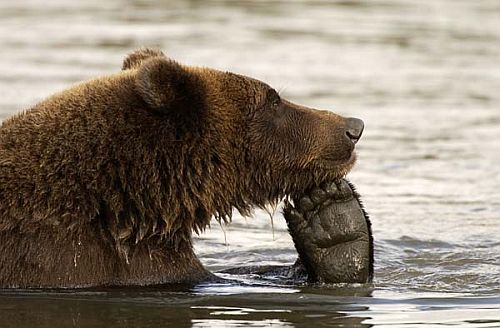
left=1, top=0, right=499, bottom=326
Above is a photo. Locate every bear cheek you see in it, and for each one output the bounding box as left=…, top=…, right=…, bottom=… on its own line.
left=247, top=114, right=298, bottom=167
left=277, top=114, right=317, bottom=168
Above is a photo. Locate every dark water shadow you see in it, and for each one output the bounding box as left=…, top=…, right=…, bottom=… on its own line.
left=0, top=282, right=374, bottom=328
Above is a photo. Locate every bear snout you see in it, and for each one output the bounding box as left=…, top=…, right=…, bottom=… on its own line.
left=344, top=117, right=364, bottom=145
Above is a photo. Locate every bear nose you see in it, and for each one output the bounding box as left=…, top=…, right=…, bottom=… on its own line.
left=345, top=117, right=364, bottom=144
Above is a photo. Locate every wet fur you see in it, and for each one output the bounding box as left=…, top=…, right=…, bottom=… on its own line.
left=0, top=48, right=358, bottom=288
left=346, top=180, right=374, bottom=281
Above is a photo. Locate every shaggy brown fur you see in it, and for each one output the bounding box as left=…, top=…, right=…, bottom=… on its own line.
left=0, top=48, right=360, bottom=288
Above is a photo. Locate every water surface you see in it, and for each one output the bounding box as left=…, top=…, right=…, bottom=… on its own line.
left=1, top=0, right=499, bottom=326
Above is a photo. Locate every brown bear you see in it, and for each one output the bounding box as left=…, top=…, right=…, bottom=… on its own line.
left=0, top=48, right=364, bottom=288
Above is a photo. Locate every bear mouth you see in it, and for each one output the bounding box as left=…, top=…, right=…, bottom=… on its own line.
left=321, top=152, right=357, bottom=172
left=317, top=152, right=357, bottom=181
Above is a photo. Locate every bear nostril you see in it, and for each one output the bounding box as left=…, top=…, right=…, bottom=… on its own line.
left=345, top=117, right=364, bottom=144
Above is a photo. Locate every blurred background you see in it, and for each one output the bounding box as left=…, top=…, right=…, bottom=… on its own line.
left=1, top=0, right=499, bottom=327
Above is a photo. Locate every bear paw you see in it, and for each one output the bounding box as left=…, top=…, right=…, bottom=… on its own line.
left=284, top=179, right=373, bottom=283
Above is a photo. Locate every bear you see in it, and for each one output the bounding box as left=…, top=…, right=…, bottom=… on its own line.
left=0, top=48, right=364, bottom=288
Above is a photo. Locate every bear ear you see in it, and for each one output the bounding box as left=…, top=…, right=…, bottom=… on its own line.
left=135, top=57, right=195, bottom=110
left=122, top=48, right=165, bottom=70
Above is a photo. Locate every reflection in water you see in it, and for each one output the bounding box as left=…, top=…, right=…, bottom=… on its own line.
left=1, top=0, right=500, bottom=327
left=2, top=287, right=499, bottom=327
left=191, top=306, right=294, bottom=328
left=0, top=287, right=373, bottom=328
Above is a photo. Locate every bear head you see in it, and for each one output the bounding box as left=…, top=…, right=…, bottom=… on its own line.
left=123, top=48, right=363, bottom=230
